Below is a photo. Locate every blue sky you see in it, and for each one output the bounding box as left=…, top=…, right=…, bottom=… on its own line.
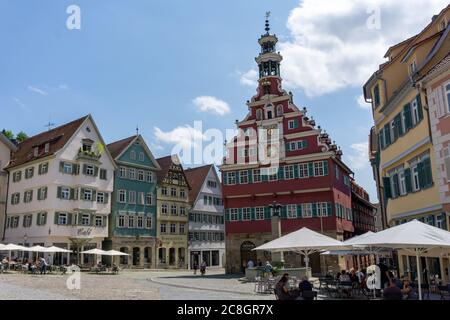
left=1, top=0, right=448, bottom=201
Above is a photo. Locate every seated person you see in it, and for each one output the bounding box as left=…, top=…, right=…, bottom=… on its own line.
left=275, top=274, right=295, bottom=300
left=339, top=270, right=351, bottom=282
left=383, top=279, right=403, bottom=300
left=401, top=280, right=417, bottom=300
left=298, top=276, right=314, bottom=300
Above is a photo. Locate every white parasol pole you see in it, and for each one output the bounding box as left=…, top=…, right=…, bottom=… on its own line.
left=416, top=250, right=422, bottom=300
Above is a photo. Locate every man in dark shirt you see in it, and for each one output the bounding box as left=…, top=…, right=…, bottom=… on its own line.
left=298, top=277, right=314, bottom=300
left=378, top=262, right=389, bottom=288
left=383, top=279, right=403, bottom=300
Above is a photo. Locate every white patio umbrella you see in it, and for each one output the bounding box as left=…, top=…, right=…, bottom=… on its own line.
left=0, top=243, right=28, bottom=263
left=253, top=227, right=349, bottom=268
left=0, top=243, right=6, bottom=250
left=103, top=250, right=130, bottom=267
left=80, top=248, right=108, bottom=267
left=28, top=245, right=50, bottom=252
left=45, top=246, right=72, bottom=253
left=349, top=219, right=450, bottom=300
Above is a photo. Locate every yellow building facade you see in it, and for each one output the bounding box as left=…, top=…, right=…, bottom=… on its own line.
left=365, top=6, right=450, bottom=282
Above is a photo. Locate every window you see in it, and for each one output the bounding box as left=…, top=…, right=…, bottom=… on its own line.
left=83, top=189, right=93, bottom=201
left=398, top=169, right=407, bottom=196
left=229, top=209, right=238, bottom=221
left=137, top=216, right=144, bottom=228
left=100, top=169, right=107, bottom=180
left=38, top=187, right=47, bottom=200
left=180, top=189, right=186, bottom=198
left=179, top=223, right=185, bottom=234
left=95, top=216, right=103, bottom=227
left=146, top=193, right=153, bottom=205
left=11, top=193, right=20, bottom=205
left=44, top=143, right=50, bottom=153
left=170, top=187, right=177, bottom=197
left=161, top=186, right=168, bottom=196
left=81, top=214, right=90, bottom=226
left=446, top=82, right=450, bottom=112
left=302, top=203, right=312, bottom=218
left=145, top=171, right=153, bottom=182
left=411, top=99, right=420, bottom=125
left=61, top=187, right=70, bottom=200
left=314, top=162, right=324, bottom=176
left=145, top=217, right=152, bottom=229
left=118, top=215, right=125, bottom=228
left=298, top=163, right=309, bottom=178
left=170, top=223, right=176, bottom=234
left=171, top=205, right=177, bottom=215
left=207, top=180, right=217, bottom=188
left=82, top=141, right=92, bottom=152
left=239, top=170, right=248, bottom=184
left=276, top=105, right=283, bottom=117
left=288, top=120, right=298, bottom=130
left=39, top=162, right=48, bottom=175
left=287, top=204, right=297, bottom=218
left=24, top=190, right=33, bottom=203
left=119, top=167, right=126, bottom=178
left=317, top=202, right=328, bottom=217
left=118, top=190, right=126, bottom=203
left=227, top=172, right=236, bottom=185
left=58, top=213, right=68, bottom=225
left=160, top=223, right=167, bottom=233
left=253, top=169, right=261, bottom=183
left=161, top=204, right=168, bottom=214
left=139, top=152, right=145, bottom=161
left=255, top=207, right=264, bottom=220
left=138, top=170, right=144, bottom=181
left=436, top=214, right=445, bottom=229
left=128, top=215, right=135, bottom=228
left=129, top=191, right=136, bottom=204
left=25, top=167, right=34, bottom=179
left=13, top=171, right=21, bottom=182
left=180, top=206, right=186, bottom=216
left=344, top=175, right=350, bottom=187
left=86, top=165, right=95, bottom=176
left=284, top=165, right=294, bottom=180
left=130, top=150, right=136, bottom=160
left=335, top=165, right=340, bottom=180
left=97, top=192, right=105, bottom=203
left=409, top=60, right=417, bottom=75
left=411, top=163, right=420, bottom=192
left=23, top=215, right=32, bottom=228
left=128, top=168, right=136, bottom=180
left=138, top=192, right=145, bottom=205
left=37, top=212, right=47, bottom=225
left=242, top=208, right=251, bottom=221
left=374, top=84, right=380, bottom=107
left=262, top=166, right=278, bottom=181
left=63, top=162, right=73, bottom=174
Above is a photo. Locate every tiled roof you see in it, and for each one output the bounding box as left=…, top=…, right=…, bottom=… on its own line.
left=6, top=115, right=89, bottom=170
left=184, top=165, right=213, bottom=204
left=107, top=135, right=137, bottom=159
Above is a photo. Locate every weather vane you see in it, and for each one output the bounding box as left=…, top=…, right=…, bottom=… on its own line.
left=136, top=125, right=139, bottom=135
left=265, top=11, right=271, bottom=33
left=45, top=120, right=55, bottom=131
left=265, top=11, right=271, bottom=20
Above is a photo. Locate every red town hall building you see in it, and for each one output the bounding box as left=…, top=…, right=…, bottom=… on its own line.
left=220, top=19, right=355, bottom=274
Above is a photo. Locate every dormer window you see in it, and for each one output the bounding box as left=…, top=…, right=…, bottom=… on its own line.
left=34, top=147, right=39, bottom=157
left=44, top=143, right=50, bottom=153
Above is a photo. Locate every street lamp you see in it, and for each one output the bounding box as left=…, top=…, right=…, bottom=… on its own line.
left=268, top=201, right=282, bottom=217
left=268, top=201, right=283, bottom=264
left=23, top=233, right=28, bottom=261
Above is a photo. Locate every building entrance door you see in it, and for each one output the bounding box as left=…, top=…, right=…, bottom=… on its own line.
left=240, top=241, right=256, bottom=273
left=132, top=247, right=140, bottom=266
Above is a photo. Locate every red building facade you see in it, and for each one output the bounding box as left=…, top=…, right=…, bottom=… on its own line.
left=220, top=20, right=354, bottom=274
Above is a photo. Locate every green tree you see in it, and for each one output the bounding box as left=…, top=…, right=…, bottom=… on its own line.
left=2, top=129, right=14, bottom=139
left=16, top=131, right=29, bottom=142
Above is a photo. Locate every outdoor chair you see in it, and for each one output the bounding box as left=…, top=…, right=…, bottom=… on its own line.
left=273, top=288, right=279, bottom=300
left=300, top=290, right=317, bottom=300
left=438, top=285, right=450, bottom=300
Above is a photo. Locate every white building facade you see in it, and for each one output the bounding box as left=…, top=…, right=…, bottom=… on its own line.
left=185, top=165, right=225, bottom=269
left=0, top=133, right=17, bottom=240
left=4, top=115, right=116, bottom=265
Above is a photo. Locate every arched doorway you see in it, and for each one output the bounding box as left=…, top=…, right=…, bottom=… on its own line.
left=158, top=248, right=166, bottom=265
left=178, top=248, right=185, bottom=268
left=132, top=247, right=140, bottom=266
left=240, top=241, right=256, bottom=272
left=169, top=248, right=176, bottom=266
left=144, top=247, right=152, bottom=266
left=119, top=247, right=129, bottom=265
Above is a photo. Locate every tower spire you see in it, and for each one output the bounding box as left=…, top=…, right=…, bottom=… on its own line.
left=265, top=11, right=271, bottom=34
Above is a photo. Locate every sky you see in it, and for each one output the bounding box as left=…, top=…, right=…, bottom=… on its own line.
left=1, top=0, right=449, bottom=202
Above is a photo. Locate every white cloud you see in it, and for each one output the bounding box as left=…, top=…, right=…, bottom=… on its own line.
left=58, top=84, right=69, bottom=90
left=27, top=85, right=48, bottom=96
left=278, top=0, right=448, bottom=96
left=192, top=96, right=230, bottom=115
left=153, top=125, right=206, bottom=149
left=12, top=97, right=29, bottom=111
left=356, top=94, right=371, bottom=109
left=240, top=69, right=258, bottom=87
left=346, top=142, right=369, bottom=170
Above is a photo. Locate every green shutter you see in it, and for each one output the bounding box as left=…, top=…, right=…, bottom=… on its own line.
left=403, top=103, right=412, bottom=131
left=236, top=171, right=240, bottom=184
left=379, top=132, right=385, bottom=150
left=90, top=213, right=95, bottom=226
left=94, top=166, right=99, bottom=177
left=250, top=207, right=256, bottom=220
left=392, top=174, right=400, bottom=198
left=404, top=168, right=412, bottom=193
left=262, top=173, right=268, bottom=182
left=293, top=164, right=299, bottom=179
left=38, top=164, right=42, bottom=175
left=384, top=124, right=391, bottom=146
left=57, top=186, right=62, bottom=199
left=422, top=158, right=433, bottom=189
left=248, top=169, right=253, bottom=183
left=383, top=177, right=392, bottom=199
left=264, top=207, right=271, bottom=219
left=308, top=162, right=314, bottom=177
left=71, top=163, right=77, bottom=175
left=37, top=189, right=42, bottom=201
left=297, top=204, right=302, bottom=218
left=82, top=164, right=87, bottom=175
left=327, top=203, right=332, bottom=217
left=278, top=166, right=284, bottom=180
left=102, top=216, right=107, bottom=227
left=396, top=113, right=403, bottom=136
left=223, top=172, right=228, bottom=185
left=59, top=161, right=64, bottom=172
left=312, top=203, right=317, bottom=217
left=303, top=140, right=309, bottom=149
left=417, top=95, right=423, bottom=121
left=225, top=209, right=230, bottom=221
left=36, top=213, right=40, bottom=225
left=323, top=161, right=329, bottom=176
left=294, top=119, right=299, bottom=129
left=417, top=162, right=425, bottom=190
left=54, top=212, right=59, bottom=225
left=92, top=190, right=97, bottom=202
left=43, top=212, right=47, bottom=225
left=78, top=213, right=83, bottom=224
left=285, top=142, right=290, bottom=152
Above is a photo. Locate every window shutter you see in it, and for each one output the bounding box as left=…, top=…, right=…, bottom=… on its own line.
left=37, top=189, right=41, bottom=201
left=417, top=95, right=423, bottom=121
left=223, top=172, right=228, bottom=185
left=262, top=173, right=268, bottom=182
left=68, top=213, right=73, bottom=225
left=422, top=157, right=433, bottom=188
left=54, top=212, right=59, bottom=225
left=264, top=207, right=271, bottom=219
left=36, top=213, right=40, bottom=226
left=384, top=124, right=391, bottom=146
left=303, top=140, right=309, bottom=149
left=94, top=166, right=99, bottom=177
left=323, top=161, right=329, bottom=176
left=312, top=203, right=317, bottom=217
left=403, top=103, right=412, bottom=131
left=57, top=186, right=62, bottom=199
left=308, top=162, right=314, bottom=177
left=38, top=164, right=42, bottom=175
left=90, top=213, right=94, bottom=226
left=396, top=113, right=403, bottom=136
left=92, top=190, right=97, bottom=201
left=59, top=161, right=64, bottom=172
left=78, top=213, right=83, bottom=224
left=417, top=162, right=425, bottom=190
left=22, top=216, right=26, bottom=227
left=297, top=204, right=302, bottom=218
left=294, top=164, right=299, bottom=179
left=43, top=212, right=47, bottom=225
left=379, top=132, right=385, bottom=150
left=445, top=157, right=450, bottom=181
left=104, top=193, right=109, bottom=204
left=250, top=207, right=256, bottom=220
left=82, top=164, right=87, bottom=175
left=327, top=203, right=332, bottom=217
left=404, top=168, right=412, bottom=193
left=280, top=205, right=287, bottom=218
left=383, top=177, right=392, bottom=199
left=392, top=174, right=400, bottom=198
left=278, top=166, right=284, bottom=180
left=238, top=208, right=242, bottom=221
left=102, top=216, right=107, bottom=227
left=236, top=171, right=240, bottom=184
left=29, top=190, right=33, bottom=202
left=285, top=142, right=290, bottom=152
left=225, top=209, right=230, bottom=221
left=70, top=188, right=75, bottom=200
left=71, top=163, right=76, bottom=175
left=248, top=169, right=253, bottom=183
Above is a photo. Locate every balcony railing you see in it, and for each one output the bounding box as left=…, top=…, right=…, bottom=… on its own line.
left=76, top=149, right=101, bottom=161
